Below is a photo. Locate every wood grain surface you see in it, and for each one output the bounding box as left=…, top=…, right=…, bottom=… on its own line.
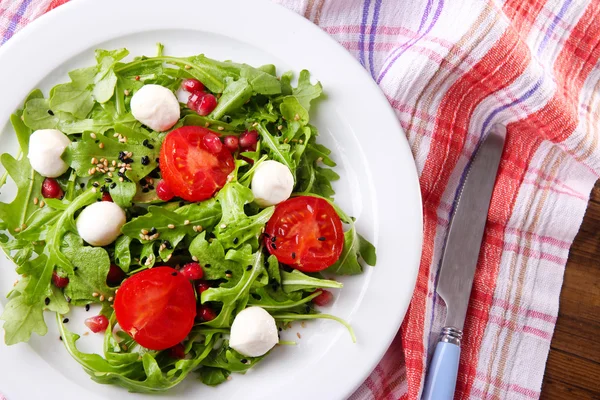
left=540, top=182, right=600, bottom=399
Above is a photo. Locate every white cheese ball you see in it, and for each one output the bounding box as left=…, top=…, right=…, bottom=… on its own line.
left=251, top=160, right=294, bottom=207
left=229, top=306, right=278, bottom=357
left=130, top=84, right=180, bottom=132
left=76, top=202, right=126, bottom=247
left=27, top=129, right=71, bottom=178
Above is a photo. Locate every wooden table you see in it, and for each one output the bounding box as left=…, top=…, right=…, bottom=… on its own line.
left=540, top=182, right=600, bottom=399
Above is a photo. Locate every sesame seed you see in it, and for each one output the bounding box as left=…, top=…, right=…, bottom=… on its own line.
left=14, top=227, right=21, bottom=233
left=316, top=157, right=323, bottom=163
left=299, top=139, right=304, bottom=144
left=92, top=292, right=99, bottom=297
left=184, top=65, right=191, bottom=70
left=294, top=114, right=300, bottom=121
left=217, top=126, right=224, bottom=131
left=92, top=187, right=97, bottom=193
left=90, top=167, right=97, bottom=174
left=167, top=224, right=175, bottom=229
left=108, top=172, right=113, bottom=178
left=124, top=89, right=130, bottom=96
left=192, top=256, right=199, bottom=262
left=99, top=295, right=105, bottom=301
left=83, top=331, right=89, bottom=336
left=277, top=125, right=283, bottom=130
left=284, top=138, right=289, bottom=143
left=301, top=321, right=306, bottom=328
left=296, top=332, right=302, bottom=339
left=39, top=201, right=45, bottom=208
left=165, top=254, right=172, bottom=261
left=119, top=167, right=125, bottom=174
left=141, top=229, right=149, bottom=235
left=33, top=197, right=38, bottom=205
left=252, top=122, right=258, bottom=127
left=220, top=224, right=227, bottom=229
left=112, top=160, right=117, bottom=166
left=90, top=133, right=97, bottom=139
left=98, top=143, right=104, bottom=149
left=119, top=177, right=124, bottom=182
left=108, top=297, right=113, bottom=302
left=226, top=376, right=232, bottom=381
left=113, top=133, right=119, bottom=138
left=184, top=220, right=190, bottom=225
left=13, top=279, right=18, bottom=286
left=21, top=223, right=27, bottom=230
left=103, top=159, right=108, bottom=166
left=139, top=234, right=145, bottom=240
left=91, top=157, right=98, bottom=164
left=204, top=122, right=210, bottom=127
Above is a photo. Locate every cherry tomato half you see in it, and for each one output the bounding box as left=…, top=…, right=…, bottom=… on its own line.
left=159, top=126, right=235, bottom=202
left=264, top=196, right=344, bottom=272
left=114, top=267, right=196, bottom=351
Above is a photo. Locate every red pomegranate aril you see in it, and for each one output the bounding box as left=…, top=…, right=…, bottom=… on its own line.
left=197, top=304, right=217, bottom=322
left=168, top=343, right=186, bottom=359
left=101, top=192, right=113, bottom=202
left=187, top=92, right=203, bottom=110
left=52, top=271, right=69, bottom=288
left=196, top=93, right=218, bottom=116
left=195, top=281, right=211, bottom=294
left=312, top=290, right=334, bottom=306
left=203, top=132, right=223, bottom=154
left=42, top=178, right=64, bottom=199
left=223, top=135, right=239, bottom=152
left=239, top=130, right=258, bottom=149
left=85, top=315, right=109, bottom=333
left=181, top=78, right=205, bottom=93
left=107, top=264, right=126, bottom=286
left=180, top=262, right=204, bottom=281
left=156, top=180, right=175, bottom=202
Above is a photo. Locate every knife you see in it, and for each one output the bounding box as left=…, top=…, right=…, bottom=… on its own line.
left=421, top=125, right=506, bottom=400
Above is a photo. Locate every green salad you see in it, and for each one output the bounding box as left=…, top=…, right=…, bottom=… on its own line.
left=0, top=44, right=376, bottom=392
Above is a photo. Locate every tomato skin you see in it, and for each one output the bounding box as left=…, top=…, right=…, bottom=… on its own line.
left=114, top=267, right=196, bottom=351
left=160, top=126, right=235, bottom=202
left=264, top=196, right=344, bottom=272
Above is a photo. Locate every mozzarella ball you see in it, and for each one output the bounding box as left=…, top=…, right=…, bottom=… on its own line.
left=76, top=202, right=126, bottom=247
left=130, top=84, right=180, bottom=131
left=229, top=306, right=278, bottom=357
left=251, top=160, right=294, bottom=207
left=27, top=129, right=71, bottom=178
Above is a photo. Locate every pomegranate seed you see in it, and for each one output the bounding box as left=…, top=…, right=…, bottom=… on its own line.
left=156, top=180, right=175, bottom=202
left=180, top=262, right=204, bottom=280
left=181, top=78, right=205, bottom=93
left=52, top=271, right=69, bottom=288
left=197, top=304, right=217, bottom=322
left=101, top=192, right=113, bottom=202
left=239, top=131, right=258, bottom=149
left=196, top=93, right=217, bottom=116
left=106, top=264, right=126, bottom=286
left=223, top=136, right=239, bottom=152
left=240, top=155, right=255, bottom=165
left=42, top=178, right=64, bottom=199
left=312, top=290, right=334, bottom=306
left=84, top=315, right=109, bottom=333
left=187, top=92, right=203, bottom=110
left=195, top=281, right=211, bottom=294
left=203, top=132, right=223, bottom=154
left=168, top=343, right=186, bottom=359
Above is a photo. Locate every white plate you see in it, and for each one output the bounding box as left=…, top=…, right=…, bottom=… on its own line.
left=0, top=1, right=422, bottom=399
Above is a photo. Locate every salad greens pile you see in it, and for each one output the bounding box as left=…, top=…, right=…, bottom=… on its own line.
left=0, top=44, right=376, bottom=392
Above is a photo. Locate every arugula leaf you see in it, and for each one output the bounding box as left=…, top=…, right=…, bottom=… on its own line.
left=210, top=77, right=252, bottom=120
left=280, top=270, right=343, bottom=292
left=292, top=70, right=323, bottom=111
left=114, top=235, right=132, bottom=272
left=189, top=233, right=243, bottom=283
left=325, top=224, right=377, bottom=275
left=62, top=233, right=114, bottom=305
left=213, top=182, right=274, bottom=250
left=93, top=48, right=129, bottom=103
left=255, top=124, right=295, bottom=174
left=248, top=287, right=319, bottom=311
left=23, top=98, right=58, bottom=130
left=240, top=65, right=281, bottom=95
left=201, top=246, right=265, bottom=328
left=49, top=67, right=96, bottom=119
left=0, top=290, right=47, bottom=345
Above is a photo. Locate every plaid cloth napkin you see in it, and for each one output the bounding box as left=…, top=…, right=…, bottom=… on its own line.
left=2, top=0, right=600, bottom=399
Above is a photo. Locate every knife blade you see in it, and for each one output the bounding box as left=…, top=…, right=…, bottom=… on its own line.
left=422, top=124, right=506, bottom=400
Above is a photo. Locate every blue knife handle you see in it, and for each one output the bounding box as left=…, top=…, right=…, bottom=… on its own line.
left=422, top=327, right=463, bottom=400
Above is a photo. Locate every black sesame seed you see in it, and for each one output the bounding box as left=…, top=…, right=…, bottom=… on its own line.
left=318, top=236, right=326, bottom=241
left=117, top=171, right=124, bottom=177
left=92, top=182, right=99, bottom=187
left=271, top=243, right=277, bottom=250
left=59, top=336, right=63, bottom=341
left=118, top=151, right=127, bottom=160
left=142, top=188, right=150, bottom=193
left=171, top=272, right=177, bottom=276
left=47, top=110, right=54, bottom=116
left=225, top=270, right=232, bottom=275
left=241, top=358, right=248, bottom=364
left=80, top=183, right=85, bottom=189
left=139, top=178, right=147, bottom=186
left=305, top=304, right=311, bottom=313
left=150, top=227, right=157, bottom=235
left=291, top=252, right=296, bottom=259
left=142, top=139, right=149, bottom=147
left=100, top=185, right=107, bottom=193
left=110, top=183, right=117, bottom=189
left=205, top=264, right=211, bottom=268
left=149, top=169, right=161, bottom=178
left=44, top=297, right=50, bottom=306
left=85, top=304, right=90, bottom=312
left=66, top=296, right=71, bottom=303
left=179, top=201, right=185, bottom=207
left=163, top=240, right=172, bottom=250
left=148, top=185, right=154, bottom=190
left=124, top=158, right=134, bottom=164
left=94, top=139, right=100, bottom=144
left=271, top=236, right=276, bottom=242
left=233, top=238, right=239, bottom=245
left=104, top=178, right=112, bottom=183
left=246, top=265, right=252, bottom=271
left=73, top=267, right=78, bottom=271
left=63, top=318, right=69, bottom=323
left=155, top=157, right=160, bottom=163
left=278, top=327, right=282, bottom=332
left=146, top=143, right=154, bottom=149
